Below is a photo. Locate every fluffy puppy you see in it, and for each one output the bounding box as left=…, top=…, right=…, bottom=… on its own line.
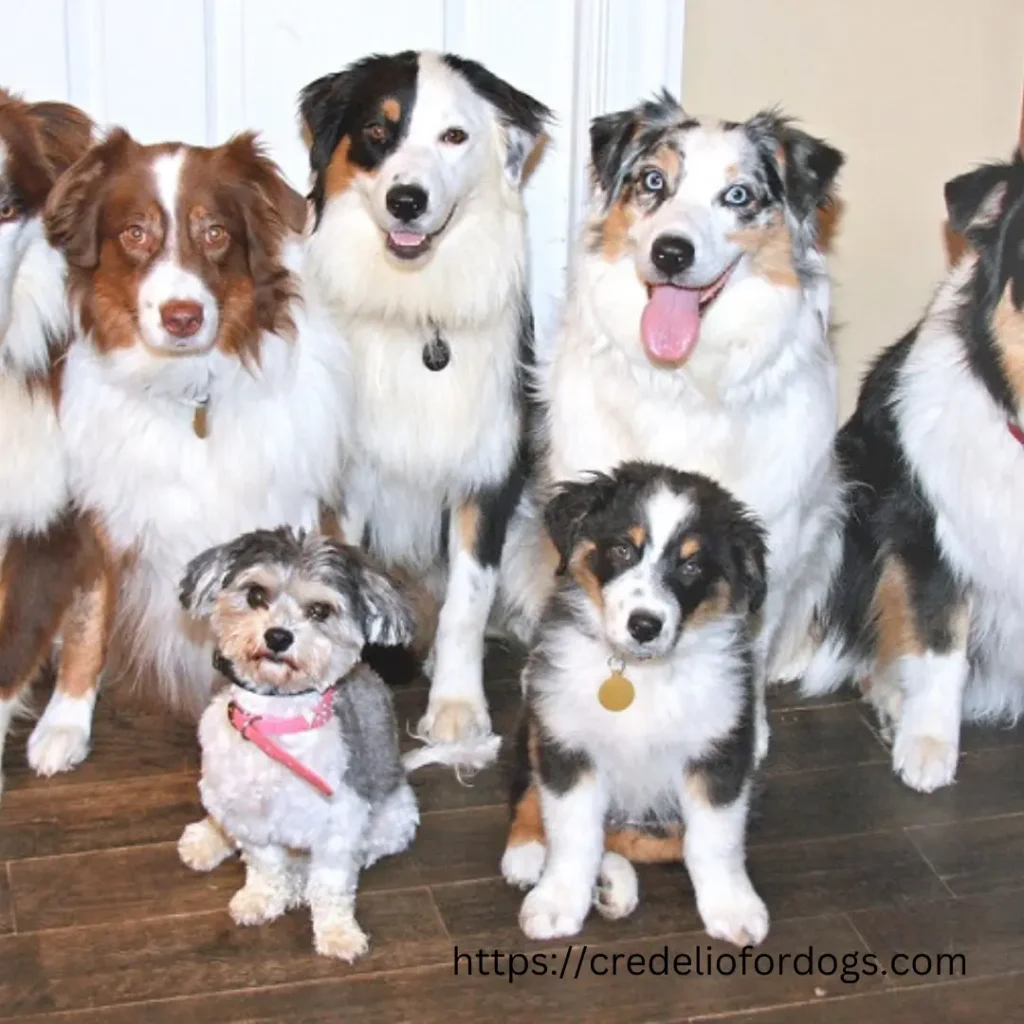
left=0, top=88, right=109, bottom=793
left=176, top=527, right=418, bottom=962
left=45, top=129, right=349, bottom=724
left=503, top=463, right=769, bottom=946
left=503, top=96, right=843, bottom=766
left=804, top=151, right=1024, bottom=792
left=300, top=51, right=551, bottom=755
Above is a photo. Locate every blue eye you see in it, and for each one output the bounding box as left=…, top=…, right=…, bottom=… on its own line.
left=642, top=168, right=666, bottom=193
left=723, top=184, right=752, bottom=207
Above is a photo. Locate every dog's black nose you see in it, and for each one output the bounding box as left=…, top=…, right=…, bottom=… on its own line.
left=650, top=234, right=695, bottom=277
left=386, top=183, right=428, bottom=223
left=264, top=627, right=294, bottom=653
left=627, top=611, right=663, bottom=644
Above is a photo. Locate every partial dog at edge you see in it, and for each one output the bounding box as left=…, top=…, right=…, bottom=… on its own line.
left=300, top=50, right=551, bottom=759
left=803, top=151, right=1024, bottom=794
left=177, top=527, right=418, bottom=962
left=503, top=463, right=769, bottom=947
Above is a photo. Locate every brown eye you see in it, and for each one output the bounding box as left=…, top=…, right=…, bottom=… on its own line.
left=204, top=224, right=227, bottom=246
left=121, top=224, right=147, bottom=247
left=679, top=559, right=702, bottom=582
left=0, top=202, right=17, bottom=222
left=306, top=602, right=333, bottom=622
left=246, top=585, right=268, bottom=610
left=607, top=543, right=637, bottom=568
left=364, top=123, right=387, bottom=143
left=441, top=127, right=468, bottom=145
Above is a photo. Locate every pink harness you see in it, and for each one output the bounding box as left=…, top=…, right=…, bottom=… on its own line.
left=227, top=687, right=337, bottom=798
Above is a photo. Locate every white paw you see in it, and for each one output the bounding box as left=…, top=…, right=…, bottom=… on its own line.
left=314, top=919, right=370, bottom=962
left=178, top=820, right=234, bottom=872
left=893, top=732, right=958, bottom=793
left=229, top=881, right=290, bottom=926
left=594, top=851, right=638, bottom=921
left=501, top=840, right=546, bottom=890
left=697, top=878, right=770, bottom=948
left=417, top=698, right=490, bottom=746
left=753, top=715, right=770, bottom=769
left=27, top=721, right=90, bottom=776
left=519, top=880, right=590, bottom=940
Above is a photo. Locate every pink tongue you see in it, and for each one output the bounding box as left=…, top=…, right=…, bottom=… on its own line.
left=389, top=230, right=425, bottom=247
left=640, top=285, right=702, bottom=364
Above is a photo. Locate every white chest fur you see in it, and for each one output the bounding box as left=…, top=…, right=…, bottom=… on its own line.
left=533, top=620, right=747, bottom=819
left=197, top=690, right=350, bottom=851
left=0, top=375, right=67, bottom=542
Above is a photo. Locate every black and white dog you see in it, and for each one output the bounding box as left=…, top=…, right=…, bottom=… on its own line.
left=502, top=463, right=768, bottom=945
left=803, top=152, right=1024, bottom=793
left=300, top=51, right=551, bottom=757
left=503, top=95, right=844, bottom=764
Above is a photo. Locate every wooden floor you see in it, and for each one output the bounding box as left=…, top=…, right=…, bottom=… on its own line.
left=2, top=646, right=1023, bottom=1022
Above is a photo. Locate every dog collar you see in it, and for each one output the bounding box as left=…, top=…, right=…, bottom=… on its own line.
left=227, top=687, right=336, bottom=797
left=1009, top=420, right=1024, bottom=447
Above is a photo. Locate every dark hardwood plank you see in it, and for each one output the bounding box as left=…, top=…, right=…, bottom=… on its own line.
left=689, top=972, right=1024, bottom=1023
left=432, top=829, right=947, bottom=951
left=0, top=888, right=448, bottom=1018
left=850, top=888, right=1024, bottom=988
left=765, top=679, right=856, bottom=711
left=0, top=774, right=201, bottom=862
left=6, top=915, right=884, bottom=1024
left=906, top=812, right=1024, bottom=898
left=751, top=744, right=1024, bottom=846
left=958, top=719, right=1024, bottom=753
left=0, top=866, right=12, bottom=936
left=4, top=708, right=197, bottom=793
left=363, top=806, right=508, bottom=892
left=763, top=703, right=886, bottom=776
left=8, top=841, right=242, bottom=933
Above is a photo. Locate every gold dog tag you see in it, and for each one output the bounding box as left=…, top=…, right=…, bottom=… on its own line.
left=193, top=399, right=209, bottom=439
left=598, top=670, right=635, bottom=712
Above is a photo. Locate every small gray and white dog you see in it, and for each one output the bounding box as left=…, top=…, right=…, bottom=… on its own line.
left=175, top=527, right=418, bottom=962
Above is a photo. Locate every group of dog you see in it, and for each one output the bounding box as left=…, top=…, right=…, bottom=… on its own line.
left=1, top=48, right=1022, bottom=963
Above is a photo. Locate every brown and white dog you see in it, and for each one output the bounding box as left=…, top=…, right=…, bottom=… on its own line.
left=44, top=130, right=349, bottom=744
left=0, top=89, right=105, bottom=796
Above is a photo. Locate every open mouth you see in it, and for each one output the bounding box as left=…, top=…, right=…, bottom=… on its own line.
left=384, top=205, right=457, bottom=261
left=640, top=261, right=738, bottom=365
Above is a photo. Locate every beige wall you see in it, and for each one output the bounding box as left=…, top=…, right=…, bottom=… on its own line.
left=683, top=0, right=1024, bottom=416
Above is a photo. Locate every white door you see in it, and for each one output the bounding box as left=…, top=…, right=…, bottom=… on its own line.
left=0, top=0, right=685, bottom=339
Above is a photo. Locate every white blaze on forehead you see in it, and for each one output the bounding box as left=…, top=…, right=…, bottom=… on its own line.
left=137, top=148, right=219, bottom=352
left=674, top=128, right=744, bottom=204
left=0, top=138, right=8, bottom=181
left=643, top=485, right=695, bottom=558
left=405, top=51, right=486, bottom=146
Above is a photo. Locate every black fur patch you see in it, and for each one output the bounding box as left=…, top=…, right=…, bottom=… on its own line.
left=690, top=638, right=755, bottom=806
left=441, top=54, right=550, bottom=140
left=535, top=719, right=593, bottom=796
left=299, top=51, right=419, bottom=222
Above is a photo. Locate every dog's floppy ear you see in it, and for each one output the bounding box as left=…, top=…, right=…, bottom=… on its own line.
left=444, top=54, right=551, bottom=187
left=590, top=108, right=638, bottom=200
left=723, top=505, right=768, bottom=615
left=747, top=110, right=843, bottom=224
left=544, top=473, right=618, bottom=575
left=45, top=128, right=131, bottom=269
left=944, top=161, right=1011, bottom=238
left=354, top=555, right=415, bottom=647
left=298, top=70, right=351, bottom=182
left=180, top=542, right=232, bottom=619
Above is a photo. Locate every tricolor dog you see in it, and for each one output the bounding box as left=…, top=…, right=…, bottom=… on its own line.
left=300, top=51, right=551, bottom=759
left=502, top=463, right=769, bottom=946
left=803, top=152, right=1024, bottom=793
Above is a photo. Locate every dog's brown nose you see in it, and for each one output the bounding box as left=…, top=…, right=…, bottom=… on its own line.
left=160, top=300, right=204, bottom=338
